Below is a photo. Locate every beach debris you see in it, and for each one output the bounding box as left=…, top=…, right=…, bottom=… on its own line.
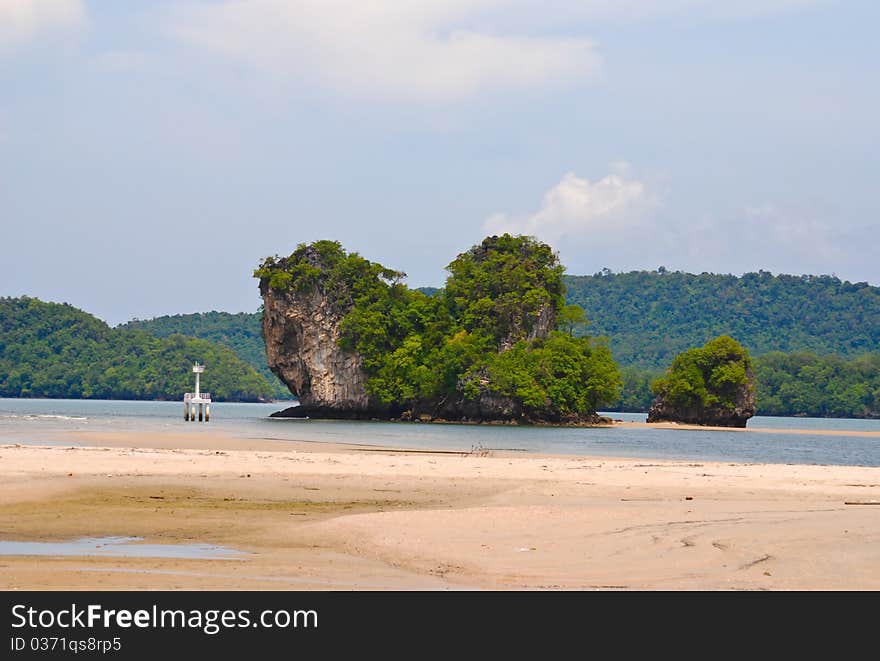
left=740, top=554, right=772, bottom=570
left=517, top=546, right=537, bottom=552
left=685, top=496, right=693, bottom=500
left=844, top=500, right=880, bottom=505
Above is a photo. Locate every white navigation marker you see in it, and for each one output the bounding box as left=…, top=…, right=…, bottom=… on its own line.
left=183, top=362, right=212, bottom=422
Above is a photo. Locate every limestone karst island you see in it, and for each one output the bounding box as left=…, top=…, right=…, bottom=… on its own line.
left=255, top=234, right=755, bottom=428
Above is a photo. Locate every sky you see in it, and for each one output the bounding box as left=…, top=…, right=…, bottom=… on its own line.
left=1, top=0, right=878, bottom=326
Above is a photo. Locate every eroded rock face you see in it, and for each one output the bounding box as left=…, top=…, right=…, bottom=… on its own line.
left=261, top=283, right=379, bottom=418
left=646, top=367, right=757, bottom=428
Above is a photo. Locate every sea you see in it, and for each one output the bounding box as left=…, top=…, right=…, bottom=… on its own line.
left=1, top=398, right=879, bottom=467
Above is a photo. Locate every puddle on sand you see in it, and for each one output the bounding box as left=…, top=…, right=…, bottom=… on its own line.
left=0, top=536, right=246, bottom=560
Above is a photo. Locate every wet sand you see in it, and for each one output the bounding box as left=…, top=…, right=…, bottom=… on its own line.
left=1, top=430, right=878, bottom=590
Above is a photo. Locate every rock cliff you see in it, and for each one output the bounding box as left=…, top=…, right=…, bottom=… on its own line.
left=259, top=245, right=389, bottom=418
left=261, top=278, right=546, bottom=421
left=257, top=237, right=615, bottom=425
left=261, top=287, right=377, bottom=418
left=646, top=378, right=756, bottom=427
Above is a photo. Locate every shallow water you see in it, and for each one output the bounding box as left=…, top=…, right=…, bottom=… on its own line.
left=0, top=536, right=246, bottom=560
left=1, top=398, right=878, bottom=467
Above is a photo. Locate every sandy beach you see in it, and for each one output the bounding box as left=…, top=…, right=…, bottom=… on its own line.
left=1, top=424, right=878, bottom=591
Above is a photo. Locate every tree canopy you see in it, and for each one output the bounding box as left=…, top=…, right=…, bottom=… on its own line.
left=121, top=310, right=290, bottom=399
left=753, top=352, right=880, bottom=418
left=564, top=269, right=880, bottom=369
left=651, top=335, right=754, bottom=414
left=0, top=297, right=273, bottom=401
left=444, top=234, right=566, bottom=347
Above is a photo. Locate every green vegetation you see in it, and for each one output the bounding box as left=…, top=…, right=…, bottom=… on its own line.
left=0, top=297, right=273, bottom=401
left=564, top=269, right=880, bottom=369
left=121, top=311, right=291, bottom=399
left=615, top=366, right=660, bottom=412
left=483, top=332, right=620, bottom=416
left=129, top=261, right=877, bottom=419
left=121, top=265, right=880, bottom=418
left=753, top=352, right=880, bottom=418
left=11, top=258, right=872, bottom=416
left=444, top=234, right=565, bottom=347
left=559, top=304, right=589, bottom=337
left=608, top=354, right=880, bottom=419
left=651, top=335, right=754, bottom=414
left=256, top=235, right=622, bottom=419
left=565, top=269, right=880, bottom=418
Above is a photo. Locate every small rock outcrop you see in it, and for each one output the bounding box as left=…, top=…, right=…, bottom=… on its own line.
left=646, top=335, right=756, bottom=428
left=646, top=376, right=756, bottom=427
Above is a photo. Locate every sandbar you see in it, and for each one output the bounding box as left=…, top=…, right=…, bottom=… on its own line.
left=615, top=419, right=880, bottom=437
left=1, top=428, right=878, bottom=590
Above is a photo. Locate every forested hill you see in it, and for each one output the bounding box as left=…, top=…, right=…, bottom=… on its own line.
left=563, top=270, right=880, bottom=369
left=0, top=297, right=273, bottom=401
left=107, top=270, right=880, bottom=416
left=120, top=311, right=290, bottom=399
left=121, top=271, right=880, bottom=398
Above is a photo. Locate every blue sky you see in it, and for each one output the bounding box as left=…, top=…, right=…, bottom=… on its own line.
left=1, top=0, right=878, bottom=325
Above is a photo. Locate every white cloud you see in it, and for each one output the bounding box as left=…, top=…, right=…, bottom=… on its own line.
left=0, top=0, right=86, bottom=50
left=168, top=0, right=601, bottom=100
left=481, top=170, right=864, bottom=280
left=538, top=0, right=822, bottom=23
left=484, top=165, right=657, bottom=247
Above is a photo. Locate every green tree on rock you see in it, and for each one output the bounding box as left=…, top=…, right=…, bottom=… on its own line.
left=648, top=335, right=756, bottom=427
left=444, top=234, right=565, bottom=348
left=558, top=304, right=589, bottom=336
